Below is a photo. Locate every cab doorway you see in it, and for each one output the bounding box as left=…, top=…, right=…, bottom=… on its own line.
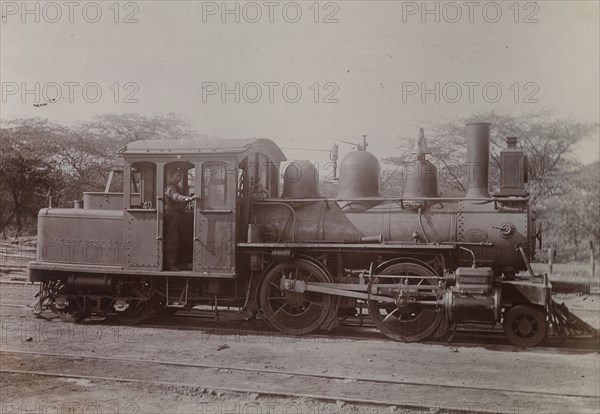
left=163, top=162, right=194, bottom=271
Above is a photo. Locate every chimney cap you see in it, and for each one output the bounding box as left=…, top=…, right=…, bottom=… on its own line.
left=506, top=136, right=519, bottom=148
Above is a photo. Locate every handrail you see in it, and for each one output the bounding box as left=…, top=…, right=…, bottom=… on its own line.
left=193, top=198, right=200, bottom=242
left=156, top=197, right=163, bottom=241
left=256, top=196, right=528, bottom=203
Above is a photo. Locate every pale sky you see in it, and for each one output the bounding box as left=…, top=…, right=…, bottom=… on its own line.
left=1, top=0, right=599, bottom=169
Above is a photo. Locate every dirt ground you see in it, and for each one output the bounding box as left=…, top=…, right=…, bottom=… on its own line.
left=1, top=283, right=599, bottom=414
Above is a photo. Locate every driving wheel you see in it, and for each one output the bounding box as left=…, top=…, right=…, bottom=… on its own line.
left=368, top=262, right=443, bottom=342
left=259, top=259, right=334, bottom=335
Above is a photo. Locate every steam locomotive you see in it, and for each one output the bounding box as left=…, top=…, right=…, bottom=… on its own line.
left=29, top=122, right=575, bottom=347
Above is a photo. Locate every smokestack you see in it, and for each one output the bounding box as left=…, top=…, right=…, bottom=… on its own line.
left=465, top=122, right=491, bottom=199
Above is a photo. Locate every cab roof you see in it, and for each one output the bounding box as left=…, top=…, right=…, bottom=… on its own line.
left=119, top=137, right=286, bottom=162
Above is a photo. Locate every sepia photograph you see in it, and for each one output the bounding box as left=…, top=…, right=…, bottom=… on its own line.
left=1, top=1, right=599, bottom=413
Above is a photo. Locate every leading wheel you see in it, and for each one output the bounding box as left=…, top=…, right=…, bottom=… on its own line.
left=503, top=304, right=547, bottom=347
left=368, top=262, right=443, bottom=342
left=259, top=259, right=335, bottom=335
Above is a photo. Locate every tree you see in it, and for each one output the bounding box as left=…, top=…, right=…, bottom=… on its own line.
left=383, top=110, right=598, bottom=197
left=0, top=113, right=199, bottom=236
left=0, top=118, right=65, bottom=234
left=79, top=112, right=199, bottom=147
left=381, top=110, right=599, bottom=261
left=536, top=162, right=600, bottom=260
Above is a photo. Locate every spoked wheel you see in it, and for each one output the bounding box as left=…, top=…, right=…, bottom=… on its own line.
left=503, top=304, right=547, bottom=347
left=115, top=287, right=153, bottom=325
left=259, top=259, right=335, bottom=335
left=40, top=282, right=86, bottom=322
left=58, top=309, right=88, bottom=323
left=368, top=262, right=443, bottom=342
left=55, top=297, right=88, bottom=323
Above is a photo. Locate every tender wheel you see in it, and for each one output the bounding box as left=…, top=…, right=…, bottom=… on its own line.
left=55, top=297, right=88, bottom=323
left=259, top=259, right=334, bottom=335
left=503, top=304, right=547, bottom=347
left=368, top=262, right=443, bottom=342
left=58, top=309, right=87, bottom=323
left=116, top=287, right=152, bottom=325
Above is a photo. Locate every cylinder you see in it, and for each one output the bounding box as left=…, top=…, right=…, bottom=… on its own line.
left=443, top=288, right=501, bottom=323
left=465, top=122, right=491, bottom=199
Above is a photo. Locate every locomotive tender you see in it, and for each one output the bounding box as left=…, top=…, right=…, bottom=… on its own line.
left=30, top=122, right=558, bottom=346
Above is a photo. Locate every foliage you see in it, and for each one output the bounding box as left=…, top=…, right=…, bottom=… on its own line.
left=384, top=110, right=597, bottom=195
left=0, top=113, right=197, bottom=236
left=0, top=118, right=65, bottom=233
left=535, top=162, right=600, bottom=261
left=382, top=110, right=599, bottom=260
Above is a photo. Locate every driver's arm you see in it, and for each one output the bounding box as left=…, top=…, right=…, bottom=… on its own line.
left=165, top=185, right=191, bottom=202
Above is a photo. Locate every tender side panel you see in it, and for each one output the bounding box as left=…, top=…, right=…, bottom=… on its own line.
left=36, top=208, right=125, bottom=267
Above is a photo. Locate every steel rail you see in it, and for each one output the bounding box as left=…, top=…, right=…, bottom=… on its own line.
left=0, top=368, right=483, bottom=413
left=2, top=298, right=599, bottom=326
left=1, top=304, right=598, bottom=352
left=2, top=349, right=598, bottom=400
left=2, top=293, right=599, bottom=325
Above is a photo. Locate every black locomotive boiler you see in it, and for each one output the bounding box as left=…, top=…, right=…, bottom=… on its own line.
left=30, top=122, right=581, bottom=346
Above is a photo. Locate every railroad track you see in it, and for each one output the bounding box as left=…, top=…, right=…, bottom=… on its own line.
left=1, top=350, right=598, bottom=413
left=1, top=304, right=598, bottom=356
left=1, top=296, right=598, bottom=352
left=1, top=281, right=598, bottom=352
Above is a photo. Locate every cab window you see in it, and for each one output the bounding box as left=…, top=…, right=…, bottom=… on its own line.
left=105, top=169, right=124, bottom=192
left=130, top=162, right=156, bottom=208
left=202, top=162, right=228, bottom=210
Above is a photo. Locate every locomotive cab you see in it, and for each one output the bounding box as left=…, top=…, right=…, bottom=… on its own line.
left=118, top=138, right=285, bottom=276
